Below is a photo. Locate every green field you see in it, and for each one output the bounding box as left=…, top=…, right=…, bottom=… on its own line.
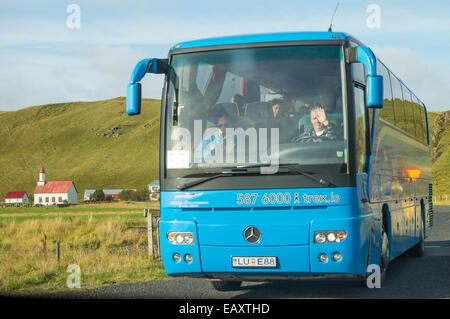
left=0, top=97, right=160, bottom=202
left=428, top=110, right=450, bottom=198
left=0, top=202, right=167, bottom=294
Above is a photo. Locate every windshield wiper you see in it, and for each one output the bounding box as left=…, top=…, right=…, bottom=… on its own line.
left=177, top=168, right=255, bottom=191
left=177, top=164, right=337, bottom=190
left=230, top=163, right=337, bottom=187
left=280, top=164, right=337, bottom=187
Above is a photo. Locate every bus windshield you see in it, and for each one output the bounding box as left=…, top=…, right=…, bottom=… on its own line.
left=165, top=45, right=347, bottom=178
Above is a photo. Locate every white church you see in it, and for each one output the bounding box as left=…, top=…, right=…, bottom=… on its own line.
left=34, top=167, right=78, bottom=205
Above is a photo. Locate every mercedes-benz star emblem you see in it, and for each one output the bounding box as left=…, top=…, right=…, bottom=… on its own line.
left=244, top=226, right=261, bottom=244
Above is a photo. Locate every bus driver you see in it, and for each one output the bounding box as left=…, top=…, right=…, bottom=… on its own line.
left=291, top=104, right=340, bottom=143
left=194, top=114, right=235, bottom=162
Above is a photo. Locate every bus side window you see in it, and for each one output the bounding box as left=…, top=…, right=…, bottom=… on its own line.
left=412, top=95, right=424, bottom=142
left=403, top=87, right=416, bottom=137
left=351, top=63, right=366, bottom=86
left=421, top=103, right=429, bottom=144
left=353, top=84, right=368, bottom=173
left=391, top=75, right=406, bottom=132
left=377, top=61, right=395, bottom=126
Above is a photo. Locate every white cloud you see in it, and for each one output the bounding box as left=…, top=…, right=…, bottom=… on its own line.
left=372, top=45, right=450, bottom=111
left=1, top=1, right=449, bottom=111
left=0, top=44, right=164, bottom=110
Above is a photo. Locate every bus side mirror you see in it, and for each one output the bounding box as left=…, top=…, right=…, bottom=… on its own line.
left=367, top=75, right=383, bottom=108
left=126, top=83, right=142, bottom=115
left=346, top=47, right=383, bottom=108
left=126, top=58, right=168, bottom=115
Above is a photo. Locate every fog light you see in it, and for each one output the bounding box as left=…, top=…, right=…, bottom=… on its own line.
left=184, top=254, right=193, bottom=264
left=332, top=252, right=342, bottom=262
left=319, top=253, right=328, bottom=263
left=173, top=253, right=181, bottom=263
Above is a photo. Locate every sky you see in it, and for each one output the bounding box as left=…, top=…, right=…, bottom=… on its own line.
left=1, top=0, right=450, bottom=111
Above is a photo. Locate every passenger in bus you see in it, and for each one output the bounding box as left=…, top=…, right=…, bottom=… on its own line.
left=268, top=99, right=300, bottom=143
left=232, top=94, right=246, bottom=116
left=291, top=104, right=340, bottom=143
left=194, top=114, right=235, bottom=162
left=268, top=99, right=285, bottom=124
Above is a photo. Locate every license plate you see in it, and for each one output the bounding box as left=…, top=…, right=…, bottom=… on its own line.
left=232, top=256, right=277, bottom=268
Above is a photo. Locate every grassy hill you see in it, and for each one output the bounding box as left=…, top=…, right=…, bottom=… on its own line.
left=0, top=98, right=160, bottom=201
left=0, top=99, right=448, bottom=201
left=429, top=110, right=450, bottom=198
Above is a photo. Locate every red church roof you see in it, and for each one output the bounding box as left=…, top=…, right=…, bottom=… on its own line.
left=5, top=191, right=27, bottom=199
left=34, top=181, right=74, bottom=194
left=40, top=167, right=45, bottom=173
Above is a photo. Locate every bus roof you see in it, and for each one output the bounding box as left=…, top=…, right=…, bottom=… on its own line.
left=171, top=31, right=348, bottom=51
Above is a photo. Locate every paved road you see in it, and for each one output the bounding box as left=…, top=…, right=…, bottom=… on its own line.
left=45, top=206, right=450, bottom=299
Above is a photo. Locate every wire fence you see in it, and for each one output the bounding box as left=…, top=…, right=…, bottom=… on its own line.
left=434, top=195, right=449, bottom=202
left=0, top=214, right=162, bottom=261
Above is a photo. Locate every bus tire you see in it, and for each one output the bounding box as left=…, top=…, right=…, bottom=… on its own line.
left=380, top=216, right=391, bottom=285
left=360, top=219, right=388, bottom=288
left=380, top=220, right=390, bottom=274
left=409, top=213, right=425, bottom=257
left=211, top=280, right=242, bottom=291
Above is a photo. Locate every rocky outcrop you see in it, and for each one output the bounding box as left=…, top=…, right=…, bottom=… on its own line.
left=89, top=127, right=121, bottom=138
left=431, top=111, right=450, bottom=163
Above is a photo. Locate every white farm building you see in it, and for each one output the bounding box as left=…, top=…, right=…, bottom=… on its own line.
left=33, top=167, right=78, bottom=205
left=5, top=191, right=29, bottom=203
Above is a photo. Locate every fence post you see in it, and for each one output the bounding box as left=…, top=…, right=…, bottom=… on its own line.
left=156, top=216, right=160, bottom=259
left=57, top=241, right=60, bottom=264
left=42, top=234, right=47, bottom=255
left=152, top=215, right=160, bottom=258
left=147, top=213, right=154, bottom=257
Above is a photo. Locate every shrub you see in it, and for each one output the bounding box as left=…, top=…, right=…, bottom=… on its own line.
left=90, top=189, right=105, bottom=202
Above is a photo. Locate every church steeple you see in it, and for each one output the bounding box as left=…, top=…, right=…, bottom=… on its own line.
left=38, top=167, right=46, bottom=186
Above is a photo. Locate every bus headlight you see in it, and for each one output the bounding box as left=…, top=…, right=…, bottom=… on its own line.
left=314, top=231, right=347, bottom=244
left=327, top=232, right=336, bottom=242
left=314, top=232, right=327, bottom=244
left=167, top=232, right=195, bottom=245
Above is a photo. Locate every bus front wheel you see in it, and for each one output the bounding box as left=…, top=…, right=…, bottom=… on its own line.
left=362, top=223, right=389, bottom=288
left=409, top=216, right=425, bottom=257
left=381, top=225, right=390, bottom=273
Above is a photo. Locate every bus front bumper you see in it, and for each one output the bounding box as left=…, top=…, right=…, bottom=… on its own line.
left=160, top=215, right=373, bottom=279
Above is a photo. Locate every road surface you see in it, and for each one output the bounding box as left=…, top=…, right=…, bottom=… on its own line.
left=43, top=206, right=450, bottom=299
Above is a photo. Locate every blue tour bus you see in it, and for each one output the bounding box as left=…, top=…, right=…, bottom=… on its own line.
left=126, top=32, right=433, bottom=290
